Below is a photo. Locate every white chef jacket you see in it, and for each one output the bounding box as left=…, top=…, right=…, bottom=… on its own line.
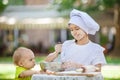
left=61, top=40, right=107, bottom=65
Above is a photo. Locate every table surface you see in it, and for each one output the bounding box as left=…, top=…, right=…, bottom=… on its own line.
left=31, top=72, right=104, bottom=80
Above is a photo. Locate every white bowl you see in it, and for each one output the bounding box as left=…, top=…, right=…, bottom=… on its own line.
left=40, top=61, right=63, bottom=72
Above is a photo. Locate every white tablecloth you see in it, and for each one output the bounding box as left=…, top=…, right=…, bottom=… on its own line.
left=31, top=74, right=104, bottom=80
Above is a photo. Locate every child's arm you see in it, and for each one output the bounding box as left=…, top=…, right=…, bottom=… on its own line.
left=19, top=70, right=40, bottom=78
left=45, top=52, right=59, bottom=62
left=45, top=44, right=62, bottom=62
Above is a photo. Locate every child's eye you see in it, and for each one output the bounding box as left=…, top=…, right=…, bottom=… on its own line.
left=29, top=59, right=32, bottom=61
left=75, top=28, right=79, bottom=30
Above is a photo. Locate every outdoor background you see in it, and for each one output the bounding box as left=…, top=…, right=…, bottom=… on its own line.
left=0, top=0, right=120, bottom=80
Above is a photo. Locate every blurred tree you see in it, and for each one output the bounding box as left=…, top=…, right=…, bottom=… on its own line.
left=53, top=0, right=101, bottom=13
left=53, top=0, right=120, bottom=57
left=0, top=0, right=25, bottom=14
left=8, top=0, right=25, bottom=5
left=0, top=0, right=7, bottom=13
left=101, top=0, right=120, bottom=57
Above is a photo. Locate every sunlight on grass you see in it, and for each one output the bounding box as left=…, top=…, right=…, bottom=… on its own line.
left=0, top=64, right=15, bottom=79
left=102, top=65, right=120, bottom=79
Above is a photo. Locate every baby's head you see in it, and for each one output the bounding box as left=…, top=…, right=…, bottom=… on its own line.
left=13, top=47, right=35, bottom=69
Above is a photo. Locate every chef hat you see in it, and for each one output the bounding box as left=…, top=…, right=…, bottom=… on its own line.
left=68, top=9, right=100, bottom=35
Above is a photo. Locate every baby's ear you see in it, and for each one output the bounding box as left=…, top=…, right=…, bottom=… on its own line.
left=18, top=60, right=23, bottom=66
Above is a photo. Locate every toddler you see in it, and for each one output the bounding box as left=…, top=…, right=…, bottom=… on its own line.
left=13, top=47, right=40, bottom=80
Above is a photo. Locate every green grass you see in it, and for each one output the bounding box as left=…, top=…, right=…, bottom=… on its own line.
left=0, top=56, right=45, bottom=63
left=106, top=57, right=120, bottom=64
left=0, top=57, right=13, bottom=63
left=1, top=56, right=120, bottom=64
left=0, top=56, right=120, bottom=80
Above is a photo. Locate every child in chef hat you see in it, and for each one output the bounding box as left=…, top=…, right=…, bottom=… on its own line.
left=60, top=9, right=107, bottom=71
left=45, top=9, right=106, bottom=72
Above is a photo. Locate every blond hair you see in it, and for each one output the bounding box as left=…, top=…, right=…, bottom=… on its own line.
left=13, top=47, right=32, bottom=66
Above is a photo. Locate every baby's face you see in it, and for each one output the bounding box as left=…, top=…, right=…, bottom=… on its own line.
left=20, top=50, right=35, bottom=69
